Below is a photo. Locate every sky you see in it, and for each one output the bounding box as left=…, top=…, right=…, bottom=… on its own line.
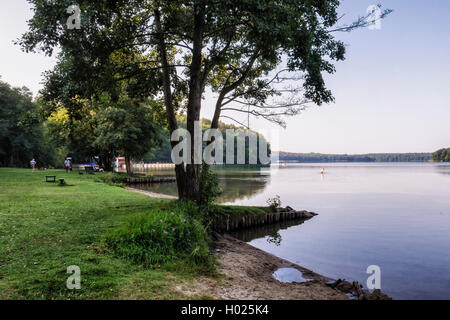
left=1, top=0, right=449, bottom=154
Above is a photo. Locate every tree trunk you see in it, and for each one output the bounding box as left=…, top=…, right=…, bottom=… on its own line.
left=154, top=6, right=205, bottom=202
left=183, top=5, right=205, bottom=202
left=125, top=156, right=132, bottom=175
left=104, top=158, right=113, bottom=172
left=174, top=164, right=187, bottom=198
left=154, top=8, right=187, bottom=200
left=99, top=153, right=113, bottom=172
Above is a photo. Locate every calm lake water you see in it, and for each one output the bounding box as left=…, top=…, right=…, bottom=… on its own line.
left=135, top=163, right=450, bottom=300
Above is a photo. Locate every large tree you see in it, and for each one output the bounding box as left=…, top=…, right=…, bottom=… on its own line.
left=0, top=80, right=55, bottom=167
left=94, top=97, right=163, bottom=174
left=46, top=91, right=163, bottom=172
left=20, top=0, right=390, bottom=201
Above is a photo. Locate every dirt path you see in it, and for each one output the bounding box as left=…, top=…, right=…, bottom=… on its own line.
left=125, top=186, right=178, bottom=199
left=180, top=234, right=349, bottom=300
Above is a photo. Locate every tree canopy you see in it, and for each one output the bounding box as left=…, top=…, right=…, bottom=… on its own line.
left=46, top=93, right=163, bottom=172
left=432, top=148, right=450, bottom=162
left=20, top=0, right=391, bottom=201
left=0, top=80, right=56, bottom=167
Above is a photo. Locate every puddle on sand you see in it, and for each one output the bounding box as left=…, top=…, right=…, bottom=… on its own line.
left=272, top=268, right=309, bottom=283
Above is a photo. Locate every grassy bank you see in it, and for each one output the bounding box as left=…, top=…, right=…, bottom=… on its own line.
left=0, top=168, right=281, bottom=300
left=0, top=168, right=215, bottom=299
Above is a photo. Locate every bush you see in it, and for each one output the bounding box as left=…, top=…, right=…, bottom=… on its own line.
left=105, top=209, right=212, bottom=268
left=266, top=195, right=281, bottom=211
left=175, top=199, right=208, bottom=223
left=98, top=172, right=140, bottom=184
left=198, top=163, right=222, bottom=206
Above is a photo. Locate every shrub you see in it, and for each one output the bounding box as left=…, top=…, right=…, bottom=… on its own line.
left=175, top=199, right=208, bottom=223
left=198, top=163, right=222, bottom=206
left=98, top=172, right=139, bottom=184
left=105, top=209, right=212, bottom=268
left=266, top=195, right=282, bottom=211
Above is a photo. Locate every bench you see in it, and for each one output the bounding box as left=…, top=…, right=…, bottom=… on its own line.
left=84, top=166, right=95, bottom=174
left=45, top=175, right=56, bottom=182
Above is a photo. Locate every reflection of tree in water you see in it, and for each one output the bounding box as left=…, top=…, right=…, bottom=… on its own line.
left=133, top=168, right=271, bottom=203
left=266, top=231, right=282, bottom=246
left=218, top=176, right=269, bottom=203
left=229, top=218, right=309, bottom=245
left=433, top=165, right=450, bottom=176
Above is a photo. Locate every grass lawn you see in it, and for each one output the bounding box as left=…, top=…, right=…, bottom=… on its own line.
left=0, top=168, right=213, bottom=300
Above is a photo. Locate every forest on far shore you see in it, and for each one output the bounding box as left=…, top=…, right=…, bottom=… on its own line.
left=432, top=148, right=450, bottom=162
left=275, top=151, right=433, bottom=163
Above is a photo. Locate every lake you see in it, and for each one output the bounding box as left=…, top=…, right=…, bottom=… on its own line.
left=134, top=163, right=450, bottom=300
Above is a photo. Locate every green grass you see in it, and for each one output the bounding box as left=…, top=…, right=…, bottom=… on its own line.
left=105, top=209, right=214, bottom=269
left=0, top=168, right=212, bottom=300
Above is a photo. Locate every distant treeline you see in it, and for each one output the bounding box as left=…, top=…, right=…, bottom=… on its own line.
left=144, top=118, right=271, bottom=166
left=432, top=148, right=450, bottom=162
left=275, top=152, right=432, bottom=163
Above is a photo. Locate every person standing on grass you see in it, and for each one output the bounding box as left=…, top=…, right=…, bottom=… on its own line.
left=64, top=158, right=71, bottom=173
left=30, top=158, right=36, bottom=173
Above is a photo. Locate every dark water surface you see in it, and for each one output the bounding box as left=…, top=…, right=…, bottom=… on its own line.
left=134, top=163, right=450, bottom=299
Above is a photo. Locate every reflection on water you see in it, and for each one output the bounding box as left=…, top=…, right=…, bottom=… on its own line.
left=229, top=218, right=310, bottom=246
left=218, top=176, right=268, bottom=203
left=433, top=164, right=450, bottom=176
left=132, top=167, right=270, bottom=203
left=273, top=268, right=309, bottom=283
left=133, top=162, right=450, bottom=300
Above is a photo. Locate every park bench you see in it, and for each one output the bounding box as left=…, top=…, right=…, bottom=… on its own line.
left=45, top=175, right=56, bottom=182
left=84, top=166, right=95, bottom=174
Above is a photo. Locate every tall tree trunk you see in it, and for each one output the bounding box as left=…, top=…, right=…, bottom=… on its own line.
left=154, top=6, right=205, bottom=201
left=154, top=8, right=191, bottom=200
left=99, top=153, right=113, bottom=172
left=184, top=4, right=205, bottom=202
left=104, top=156, right=113, bottom=172
left=125, top=156, right=133, bottom=175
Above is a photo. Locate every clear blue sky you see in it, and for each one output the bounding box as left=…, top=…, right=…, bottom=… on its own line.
left=1, top=0, right=449, bottom=154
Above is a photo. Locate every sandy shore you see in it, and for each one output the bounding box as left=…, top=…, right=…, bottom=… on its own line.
left=126, top=187, right=386, bottom=299
left=179, top=234, right=349, bottom=300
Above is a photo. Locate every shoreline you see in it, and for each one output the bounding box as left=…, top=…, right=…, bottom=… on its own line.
left=180, top=234, right=391, bottom=300
left=125, top=186, right=178, bottom=199
left=126, top=187, right=344, bottom=298
left=0, top=169, right=392, bottom=299
left=126, top=185, right=391, bottom=300
left=180, top=233, right=349, bottom=300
